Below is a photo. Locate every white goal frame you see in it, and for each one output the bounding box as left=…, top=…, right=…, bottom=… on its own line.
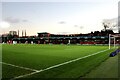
left=109, top=34, right=120, bottom=49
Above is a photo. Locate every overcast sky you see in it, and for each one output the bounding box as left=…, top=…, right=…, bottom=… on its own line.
left=0, top=0, right=119, bottom=36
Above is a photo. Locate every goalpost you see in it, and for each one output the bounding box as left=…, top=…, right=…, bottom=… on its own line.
left=109, top=34, right=120, bottom=49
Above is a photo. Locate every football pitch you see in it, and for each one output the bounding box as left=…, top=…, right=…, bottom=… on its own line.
left=1, top=44, right=117, bottom=79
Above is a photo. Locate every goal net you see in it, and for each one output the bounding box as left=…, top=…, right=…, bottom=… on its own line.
left=109, top=34, right=120, bottom=49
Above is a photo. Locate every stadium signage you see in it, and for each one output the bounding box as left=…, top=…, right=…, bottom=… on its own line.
left=109, top=49, right=120, bottom=57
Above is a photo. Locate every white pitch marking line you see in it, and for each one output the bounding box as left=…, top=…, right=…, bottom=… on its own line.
left=0, top=62, right=39, bottom=72
left=10, top=70, right=43, bottom=80
left=12, top=49, right=110, bottom=80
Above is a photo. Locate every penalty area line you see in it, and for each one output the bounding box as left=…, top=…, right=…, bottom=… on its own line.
left=0, top=62, right=39, bottom=72
left=11, top=49, right=110, bottom=80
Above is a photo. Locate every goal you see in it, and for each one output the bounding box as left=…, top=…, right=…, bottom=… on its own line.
left=109, top=34, right=120, bottom=49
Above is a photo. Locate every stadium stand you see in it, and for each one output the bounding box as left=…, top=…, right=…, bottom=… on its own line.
left=1, top=30, right=120, bottom=45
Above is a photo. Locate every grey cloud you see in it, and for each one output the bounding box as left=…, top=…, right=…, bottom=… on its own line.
left=4, top=17, right=20, bottom=23
left=4, top=17, right=28, bottom=23
left=103, top=18, right=117, bottom=23
left=22, top=19, right=28, bottom=22
left=79, top=26, right=84, bottom=29
left=74, top=25, right=84, bottom=29
left=58, top=21, right=66, bottom=24
left=74, top=25, right=78, bottom=27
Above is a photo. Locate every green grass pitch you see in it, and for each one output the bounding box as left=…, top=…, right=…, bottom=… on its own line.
left=1, top=44, right=117, bottom=79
